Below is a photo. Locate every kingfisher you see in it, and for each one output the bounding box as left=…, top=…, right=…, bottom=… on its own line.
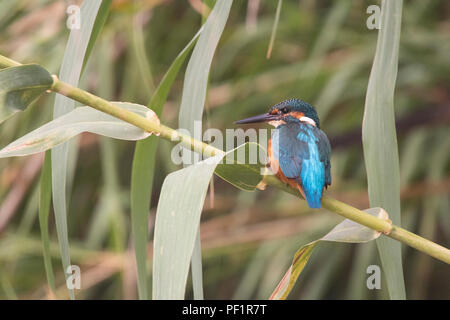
left=235, top=99, right=331, bottom=208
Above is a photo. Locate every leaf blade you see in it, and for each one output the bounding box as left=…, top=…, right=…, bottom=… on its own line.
left=362, top=0, right=406, bottom=299
left=266, top=0, right=282, bottom=59
left=0, top=64, right=53, bottom=123
left=130, top=27, right=202, bottom=300
left=153, top=143, right=252, bottom=299
left=177, top=0, right=233, bottom=299
left=152, top=154, right=224, bottom=299
left=38, top=151, right=56, bottom=296
left=214, top=142, right=266, bottom=191
left=0, top=102, right=157, bottom=158
left=50, top=1, right=111, bottom=299
left=270, top=208, right=389, bottom=300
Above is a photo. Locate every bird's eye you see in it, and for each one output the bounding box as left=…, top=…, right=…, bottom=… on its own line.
left=281, top=107, right=289, bottom=114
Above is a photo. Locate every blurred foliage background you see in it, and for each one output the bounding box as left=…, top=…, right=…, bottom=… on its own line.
left=0, top=0, right=449, bottom=299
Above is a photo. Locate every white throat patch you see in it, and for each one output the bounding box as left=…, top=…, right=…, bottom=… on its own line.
left=268, top=120, right=286, bottom=127
left=299, top=116, right=316, bottom=127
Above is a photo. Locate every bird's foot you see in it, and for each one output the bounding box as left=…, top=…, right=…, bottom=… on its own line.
left=256, top=181, right=267, bottom=190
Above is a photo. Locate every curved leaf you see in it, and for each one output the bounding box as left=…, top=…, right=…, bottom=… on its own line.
left=50, top=0, right=110, bottom=300
left=215, top=142, right=266, bottom=191
left=38, top=151, right=56, bottom=296
left=270, top=207, right=389, bottom=300
left=153, top=143, right=252, bottom=300
left=177, top=0, right=233, bottom=300
left=266, top=0, right=282, bottom=59
left=0, top=64, right=53, bottom=123
left=0, top=102, right=158, bottom=158
left=362, top=0, right=405, bottom=299
left=130, top=27, right=202, bottom=300
left=153, top=153, right=224, bottom=299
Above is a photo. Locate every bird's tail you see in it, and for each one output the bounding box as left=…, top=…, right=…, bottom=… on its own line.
left=296, top=183, right=322, bottom=209
left=305, top=193, right=322, bottom=208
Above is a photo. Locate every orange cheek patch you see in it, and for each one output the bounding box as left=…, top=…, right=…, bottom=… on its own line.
left=290, top=111, right=305, bottom=120
left=270, top=108, right=279, bottom=115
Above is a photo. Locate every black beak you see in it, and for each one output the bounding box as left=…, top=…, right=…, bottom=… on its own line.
left=234, top=113, right=279, bottom=124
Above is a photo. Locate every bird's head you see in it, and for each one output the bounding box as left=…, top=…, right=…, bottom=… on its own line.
left=235, top=99, right=320, bottom=128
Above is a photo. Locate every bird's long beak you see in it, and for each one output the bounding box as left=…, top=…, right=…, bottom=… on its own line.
left=234, top=113, right=279, bottom=124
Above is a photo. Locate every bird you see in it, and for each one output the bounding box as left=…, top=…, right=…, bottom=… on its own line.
left=235, top=99, right=331, bottom=208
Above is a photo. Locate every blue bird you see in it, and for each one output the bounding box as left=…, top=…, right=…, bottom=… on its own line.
left=235, top=99, right=331, bottom=208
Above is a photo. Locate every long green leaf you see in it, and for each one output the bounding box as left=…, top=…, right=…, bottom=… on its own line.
left=266, top=0, right=282, bottom=59
left=38, top=151, right=56, bottom=296
left=131, top=6, right=155, bottom=98
left=270, top=208, right=389, bottom=300
left=130, top=28, right=202, bottom=300
left=362, top=0, right=405, bottom=299
left=178, top=0, right=232, bottom=131
left=177, top=0, right=233, bottom=300
left=215, top=142, right=266, bottom=191
left=82, top=0, right=113, bottom=72
left=50, top=0, right=110, bottom=299
left=152, top=153, right=224, bottom=299
left=0, top=102, right=158, bottom=158
left=0, top=64, right=53, bottom=123
left=153, top=142, right=254, bottom=299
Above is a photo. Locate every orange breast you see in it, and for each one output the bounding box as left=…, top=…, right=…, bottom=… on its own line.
left=268, top=138, right=306, bottom=199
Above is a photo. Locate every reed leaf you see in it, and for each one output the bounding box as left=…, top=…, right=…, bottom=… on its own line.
left=38, top=151, right=56, bottom=296
left=177, top=0, right=232, bottom=300
left=270, top=208, right=389, bottom=300
left=266, top=0, right=282, bottom=59
left=153, top=142, right=251, bottom=299
left=130, top=27, right=202, bottom=300
left=0, top=64, right=53, bottom=123
left=362, top=0, right=405, bottom=299
left=49, top=0, right=110, bottom=299
left=152, top=153, right=223, bottom=299
left=0, top=103, right=158, bottom=158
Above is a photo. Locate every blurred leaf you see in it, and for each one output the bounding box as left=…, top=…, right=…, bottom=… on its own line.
left=177, top=0, right=232, bottom=300
left=399, top=129, right=428, bottom=186
left=202, top=0, right=216, bottom=23
left=233, top=242, right=280, bottom=299
left=150, top=27, right=203, bottom=115
left=270, top=208, right=388, bottom=300
left=0, top=64, right=53, bottom=123
left=266, top=0, right=282, bottom=59
left=215, top=142, right=266, bottom=191
left=38, top=151, right=56, bottom=296
left=130, top=27, right=202, bottom=299
left=82, top=0, right=113, bottom=72
left=0, top=102, right=158, bottom=158
left=308, top=1, right=350, bottom=59
left=315, top=52, right=369, bottom=120
left=50, top=0, right=113, bottom=299
left=131, top=8, right=154, bottom=98
left=362, top=0, right=405, bottom=299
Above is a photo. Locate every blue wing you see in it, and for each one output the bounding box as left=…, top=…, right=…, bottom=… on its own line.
left=317, top=129, right=332, bottom=188
left=272, top=123, right=331, bottom=208
left=272, top=125, right=308, bottom=178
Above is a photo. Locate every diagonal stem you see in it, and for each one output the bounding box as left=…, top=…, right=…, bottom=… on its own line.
left=49, top=78, right=450, bottom=265
left=1, top=55, right=449, bottom=265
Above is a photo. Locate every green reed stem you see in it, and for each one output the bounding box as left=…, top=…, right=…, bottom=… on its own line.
left=50, top=78, right=450, bottom=265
